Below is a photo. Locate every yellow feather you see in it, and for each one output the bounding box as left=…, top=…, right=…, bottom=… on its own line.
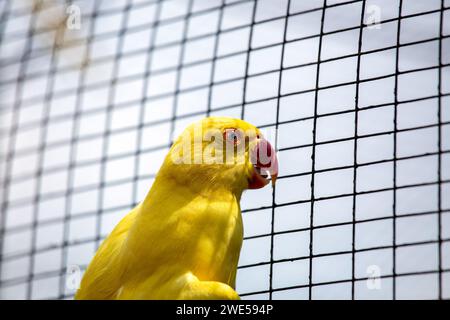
left=75, top=117, right=263, bottom=300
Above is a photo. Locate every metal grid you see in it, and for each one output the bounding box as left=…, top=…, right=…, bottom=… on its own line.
left=0, top=0, right=449, bottom=300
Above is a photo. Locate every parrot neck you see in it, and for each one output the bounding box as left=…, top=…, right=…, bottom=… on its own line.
left=143, top=163, right=247, bottom=206
left=141, top=170, right=244, bottom=212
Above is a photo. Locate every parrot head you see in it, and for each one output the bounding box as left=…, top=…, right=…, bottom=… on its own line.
left=159, top=117, right=278, bottom=194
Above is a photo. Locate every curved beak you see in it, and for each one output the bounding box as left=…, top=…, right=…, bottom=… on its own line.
left=248, top=138, right=278, bottom=189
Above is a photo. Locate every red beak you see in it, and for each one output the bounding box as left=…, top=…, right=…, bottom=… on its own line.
left=248, top=138, right=278, bottom=189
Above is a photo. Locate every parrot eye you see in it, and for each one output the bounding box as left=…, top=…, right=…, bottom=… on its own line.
left=224, top=128, right=242, bottom=146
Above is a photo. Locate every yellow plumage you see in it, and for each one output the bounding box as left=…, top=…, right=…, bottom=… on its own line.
left=75, top=117, right=276, bottom=300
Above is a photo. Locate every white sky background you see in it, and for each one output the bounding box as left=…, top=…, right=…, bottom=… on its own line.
left=0, top=0, right=450, bottom=299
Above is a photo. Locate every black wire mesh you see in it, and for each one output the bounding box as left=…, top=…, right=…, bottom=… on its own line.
left=0, top=0, right=449, bottom=300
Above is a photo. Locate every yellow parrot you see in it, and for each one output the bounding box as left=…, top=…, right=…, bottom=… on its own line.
left=75, top=117, right=278, bottom=300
